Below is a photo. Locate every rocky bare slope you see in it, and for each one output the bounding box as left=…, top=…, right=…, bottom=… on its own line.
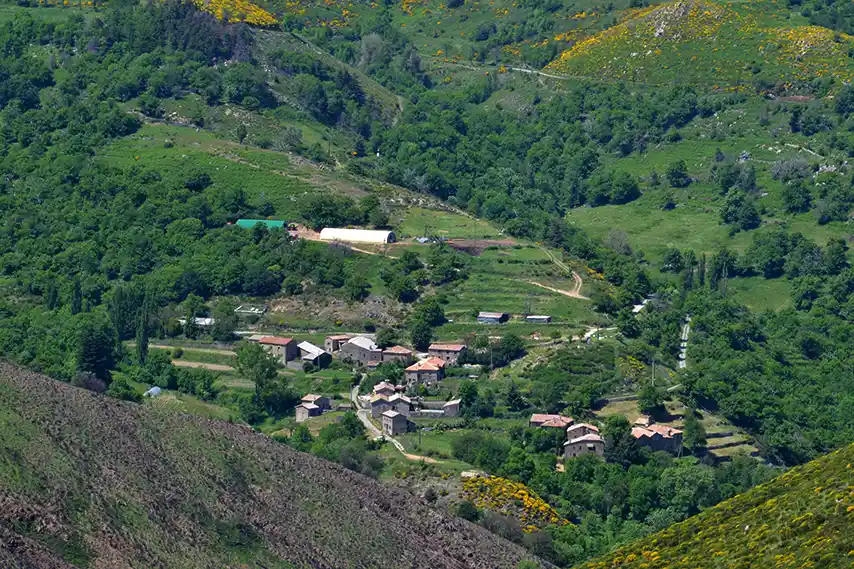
left=0, top=363, right=542, bottom=569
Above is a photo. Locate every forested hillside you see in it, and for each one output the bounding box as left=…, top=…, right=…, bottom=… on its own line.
left=1, top=0, right=854, bottom=566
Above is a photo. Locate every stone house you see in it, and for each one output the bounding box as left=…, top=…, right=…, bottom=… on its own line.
left=382, top=410, right=408, bottom=436
left=301, top=394, right=330, bottom=410
left=427, top=343, right=467, bottom=365
left=564, top=433, right=605, bottom=459
left=373, top=381, right=396, bottom=398
left=632, top=424, right=683, bottom=454
left=529, top=414, right=574, bottom=429
left=295, top=403, right=322, bottom=423
left=370, top=395, right=392, bottom=418
left=565, top=423, right=599, bottom=439
left=381, top=345, right=414, bottom=364
left=442, top=398, right=461, bottom=418
left=404, top=357, right=446, bottom=385
left=259, top=336, right=299, bottom=362
left=388, top=393, right=411, bottom=417
left=324, top=334, right=353, bottom=353
left=340, top=336, right=383, bottom=365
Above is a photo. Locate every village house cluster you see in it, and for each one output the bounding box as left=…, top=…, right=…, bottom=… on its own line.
left=529, top=413, right=684, bottom=461
left=370, top=380, right=461, bottom=436
left=279, top=331, right=469, bottom=429
left=247, top=335, right=332, bottom=369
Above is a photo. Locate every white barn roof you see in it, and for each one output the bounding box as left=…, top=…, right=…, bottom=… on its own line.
left=319, top=228, right=396, bottom=244
left=298, top=341, right=327, bottom=358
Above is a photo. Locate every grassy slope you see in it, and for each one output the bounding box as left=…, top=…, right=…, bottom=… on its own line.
left=0, top=362, right=545, bottom=569
left=266, top=0, right=631, bottom=65
left=546, top=0, right=854, bottom=86
left=574, top=442, right=854, bottom=569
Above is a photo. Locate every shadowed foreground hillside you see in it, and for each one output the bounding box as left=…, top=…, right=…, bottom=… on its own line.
left=0, top=363, right=543, bottom=569
left=574, top=442, right=854, bottom=569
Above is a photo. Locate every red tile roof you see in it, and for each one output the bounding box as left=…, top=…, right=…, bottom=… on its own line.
left=565, top=422, right=598, bottom=434
left=373, top=381, right=396, bottom=393
left=632, top=425, right=682, bottom=439
left=647, top=424, right=682, bottom=437
left=429, top=343, right=466, bottom=352
left=530, top=414, right=574, bottom=427
left=259, top=336, right=293, bottom=346
left=540, top=417, right=575, bottom=429
left=326, top=334, right=353, bottom=341
left=406, top=357, right=446, bottom=372
left=301, top=394, right=324, bottom=402
left=383, top=345, right=413, bottom=354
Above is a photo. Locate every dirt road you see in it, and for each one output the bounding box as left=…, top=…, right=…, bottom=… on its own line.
left=525, top=278, right=588, bottom=300
left=534, top=246, right=589, bottom=299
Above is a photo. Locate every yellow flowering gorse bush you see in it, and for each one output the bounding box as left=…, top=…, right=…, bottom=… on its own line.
left=462, top=475, right=571, bottom=532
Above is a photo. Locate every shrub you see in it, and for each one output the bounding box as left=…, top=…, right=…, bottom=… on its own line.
left=456, top=500, right=480, bottom=522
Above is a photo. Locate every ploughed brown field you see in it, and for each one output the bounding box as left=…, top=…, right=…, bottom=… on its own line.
left=0, top=362, right=544, bottom=569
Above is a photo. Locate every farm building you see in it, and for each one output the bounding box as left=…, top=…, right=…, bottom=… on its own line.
left=525, top=315, right=552, bottom=323
left=298, top=342, right=332, bottom=368
left=246, top=334, right=267, bottom=343
left=340, top=336, right=383, bottom=365
left=632, top=424, right=683, bottom=454
left=529, top=414, right=574, bottom=429
left=324, top=334, right=353, bottom=352
left=381, top=345, right=414, bottom=364
left=295, top=403, right=322, bottom=423
left=373, top=381, right=397, bottom=397
left=565, top=423, right=599, bottom=439
left=370, top=394, right=391, bottom=418
left=443, top=399, right=462, bottom=418
left=381, top=410, right=408, bottom=436
left=301, top=394, right=330, bottom=410
left=405, top=357, right=446, bottom=385
left=564, top=433, right=605, bottom=459
left=477, top=311, right=509, bottom=324
left=428, top=343, right=467, bottom=365
left=388, top=393, right=412, bottom=416
left=319, top=228, right=396, bottom=244
left=236, top=219, right=286, bottom=230
left=259, top=336, right=299, bottom=362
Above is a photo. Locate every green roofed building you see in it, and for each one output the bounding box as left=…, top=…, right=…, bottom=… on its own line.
left=236, top=219, right=286, bottom=229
